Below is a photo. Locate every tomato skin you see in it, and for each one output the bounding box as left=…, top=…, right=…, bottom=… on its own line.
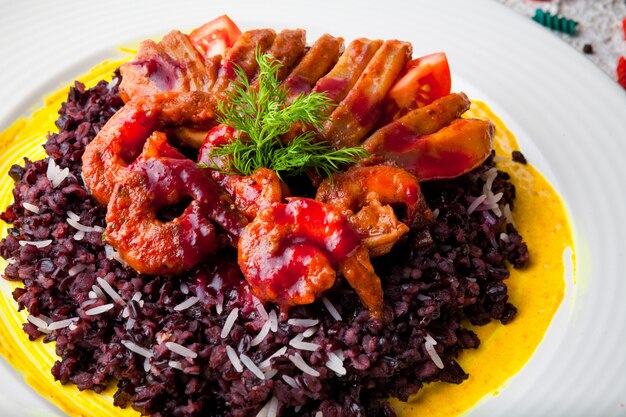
left=189, top=15, right=242, bottom=58
left=384, top=52, right=451, bottom=120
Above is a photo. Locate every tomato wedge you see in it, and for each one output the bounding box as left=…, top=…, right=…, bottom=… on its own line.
left=384, top=52, right=452, bottom=119
left=189, top=15, right=242, bottom=59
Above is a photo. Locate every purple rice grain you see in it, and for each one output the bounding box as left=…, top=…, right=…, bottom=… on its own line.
left=0, top=73, right=529, bottom=417
left=511, top=150, right=528, bottom=165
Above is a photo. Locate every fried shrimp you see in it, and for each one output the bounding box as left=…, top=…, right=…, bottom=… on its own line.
left=105, top=157, right=247, bottom=276
left=238, top=198, right=383, bottom=319
left=81, top=91, right=219, bottom=205
left=316, top=165, right=432, bottom=257
left=197, top=124, right=286, bottom=221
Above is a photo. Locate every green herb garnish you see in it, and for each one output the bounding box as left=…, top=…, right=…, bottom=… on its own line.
left=208, top=51, right=368, bottom=178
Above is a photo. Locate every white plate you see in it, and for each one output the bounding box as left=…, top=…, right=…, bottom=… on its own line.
left=1, top=0, right=625, bottom=416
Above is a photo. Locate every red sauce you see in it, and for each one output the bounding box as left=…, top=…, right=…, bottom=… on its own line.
left=379, top=122, right=419, bottom=153
left=372, top=118, right=493, bottom=181
left=284, top=75, right=311, bottom=96
left=238, top=198, right=361, bottom=309
left=115, top=108, right=159, bottom=164
left=409, top=149, right=473, bottom=185
left=133, top=57, right=182, bottom=91
left=349, top=93, right=377, bottom=126
left=282, top=199, right=360, bottom=262
left=106, top=157, right=247, bottom=275
left=197, top=124, right=236, bottom=170
left=220, top=60, right=237, bottom=82
left=314, top=77, right=349, bottom=103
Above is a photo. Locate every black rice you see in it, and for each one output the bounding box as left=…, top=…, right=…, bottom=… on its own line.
left=0, top=73, right=529, bottom=417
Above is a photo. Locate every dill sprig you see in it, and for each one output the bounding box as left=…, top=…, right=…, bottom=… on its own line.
left=208, top=51, right=368, bottom=178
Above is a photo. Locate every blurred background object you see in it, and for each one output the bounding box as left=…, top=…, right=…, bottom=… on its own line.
left=493, top=0, right=626, bottom=88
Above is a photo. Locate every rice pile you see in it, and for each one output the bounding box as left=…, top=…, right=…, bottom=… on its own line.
left=0, top=73, right=529, bottom=417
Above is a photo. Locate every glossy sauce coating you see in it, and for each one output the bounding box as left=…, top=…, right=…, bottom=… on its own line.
left=106, top=157, right=246, bottom=275
left=82, top=91, right=219, bottom=205
left=238, top=198, right=383, bottom=317
left=316, top=165, right=432, bottom=257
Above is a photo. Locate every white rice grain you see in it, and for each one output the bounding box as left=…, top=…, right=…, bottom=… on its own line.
left=165, top=341, right=197, bottom=359
left=107, top=77, right=119, bottom=90
left=288, top=353, right=320, bottom=377
left=322, top=297, right=342, bottom=321
left=268, top=310, right=278, bottom=332
left=240, top=353, right=265, bottom=380
left=67, top=211, right=80, bottom=221
left=281, top=374, right=299, bottom=389
left=221, top=308, right=239, bottom=339
left=47, top=317, right=79, bottom=331
left=22, top=202, right=40, bottom=214
left=256, top=399, right=271, bottom=417
left=27, top=315, right=49, bottom=331
left=125, top=318, right=136, bottom=330
left=104, top=244, right=124, bottom=263
left=481, top=167, right=498, bottom=191
left=267, top=396, right=279, bottom=417
left=289, top=334, right=320, bottom=352
left=91, top=285, right=105, bottom=300
left=302, top=326, right=318, bottom=338
left=287, top=318, right=319, bottom=328
left=81, top=299, right=98, bottom=308
left=67, top=217, right=95, bottom=233
left=96, top=277, right=125, bottom=306
left=424, top=334, right=444, bottom=369
left=226, top=345, right=243, bottom=372
left=263, top=368, right=278, bottom=379
left=503, top=203, right=515, bottom=225
left=253, top=296, right=269, bottom=321
left=46, top=158, right=70, bottom=188
left=325, top=351, right=346, bottom=376
left=68, top=263, right=86, bottom=277
left=258, top=347, right=287, bottom=370
left=250, top=320, right=272, bottom=347
left=19, top=239, right=52, bottom=248
left=325, top=358, right=347, bottom=376
left=122, top=340, right=153, bottom=358
left=85, top=303, right=114, bottom=316
left=173, top=296, right=200, bottom=312
left=467, top=194, right=487, bottom=215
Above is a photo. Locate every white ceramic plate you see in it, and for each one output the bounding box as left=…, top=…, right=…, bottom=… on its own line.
left=1, top=0, right=625, bottom=416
